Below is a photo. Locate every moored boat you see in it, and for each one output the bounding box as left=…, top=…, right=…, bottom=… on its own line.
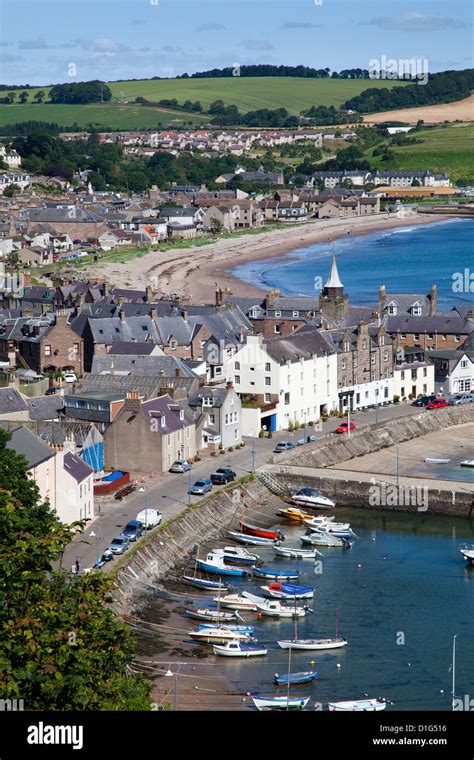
left=215, top=593, right=258, bottom=610
left=328, top=698, right=387, bottom=712
left=253, top=566, right=300, bottom=580
left=276, top=507, right=313, bottom=522
left=300, top=531, right=350, bottom=548
left=242, top=591, right=307, bottom=617
left=182, top=575, right=231, bottom=592
left=185, top=608, right=238, bottom=623
left=219, top=545, right=260, bottom=565
left=198, top=623, right=254, bottom=634
left=273, top=671, right=317, bottom=686
left=460, top=545, right=474, bottom=564
left=213, top=640, right=267, bottom=657
left=227, top=531, right=275, bottom=546
left=252, top=696, right=310, bottom=711
left=460, top=460, right=474, bottom=468
left=278, top=637, right=348, bottom=650
left=274, top=545, right=320, bottom=560
left=196, top=551, right=251, bottom=576
left=262, top=582, right=315, bottom=600
left=240, top=521, right=285, bottom=541
left=189, top=626, right=251, bottom=643
left=290, top=488, right=335, bottom=509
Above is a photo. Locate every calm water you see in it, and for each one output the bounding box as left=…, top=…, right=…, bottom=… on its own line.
left=232, top=218, right=474, bottom=310
left=187, top=509, right=474, bottom=710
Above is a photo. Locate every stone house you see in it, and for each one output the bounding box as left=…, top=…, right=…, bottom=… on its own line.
left=188, top=382, right=242, bottom=450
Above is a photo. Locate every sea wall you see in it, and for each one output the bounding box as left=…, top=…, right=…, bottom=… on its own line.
left=270, top=405, right=474, bottom=470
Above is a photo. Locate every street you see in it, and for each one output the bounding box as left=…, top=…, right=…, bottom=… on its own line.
left=63, top=402, right=424, bottom=572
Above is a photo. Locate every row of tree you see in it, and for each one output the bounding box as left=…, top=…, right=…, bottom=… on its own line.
left=178, top=65, right=413, bottom=80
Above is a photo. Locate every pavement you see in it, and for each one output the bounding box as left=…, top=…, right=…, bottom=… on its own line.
left=63, top=402, right=424, bottom=573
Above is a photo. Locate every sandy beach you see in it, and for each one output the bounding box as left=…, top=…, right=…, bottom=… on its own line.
left=81, top=212, right=451, bottom=303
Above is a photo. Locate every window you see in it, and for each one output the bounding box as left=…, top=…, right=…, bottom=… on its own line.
left=356, top=393, right=360, bottom=405
left=167, top=435, right=171, bottom=446
left=265, top=376, right=271, bottom=386
left=264, top=393, right=271, bottom=403
left=384, top=351, right=389, bottom=361
left=202, top=396, right=213, bottom=407
left=208, top=413, right=215, bottom=424
left=412, top=305, right=422, bottom=316
left=179, top=409, right=184, bottom=420
left=235, top=375, right=240, bottom=384
left=215, top=367, right=222, bottom=375
left=274, top=325, right=281, bottom=334
left=362, top=340, right=367, bottom=350
left=401, top=333, right=406, bottom=340
left=265, top=362, right=271, bottom=372
left=234, top=361, right=240, bottom=370
left=401, top=386, right=405, bottom=396
left=275, top=310, right=281, bottom=318
left=341, top=361, right=346, bottom=370
left=384, top=387, right=389, bottom=398
left=461, top=359, right=468, bottom=368
left=414, top=334, right=419, bottom=341
left=423, top=368, right=427, bottom=377
left=293, top=311, right=299, bottom=318
left=353, top=357, right=357, bottom=368
left=371, top=355, right=375, bottom=364
left=169, top=339, right=177, bottom=350
left=423, top=385, right=427, bottom=394
left=427, top=334, right=433, bottom=340
left=44, top=344, right=51, bottom=356
left=249, top=308, right=258, bottom=318
left=455, top=335, right=461, bottom=342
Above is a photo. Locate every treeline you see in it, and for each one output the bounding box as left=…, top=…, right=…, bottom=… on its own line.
left=343, top=69, right=474, bottom=113
left=303, top=105, right=362, bottom=125
left=207, top=100, right=298, bottom=127
left=49, top=81, right=112, bottom=104
left=178, top=65, right=397, bottom=79
left=136, top=97, right=203, bottom=112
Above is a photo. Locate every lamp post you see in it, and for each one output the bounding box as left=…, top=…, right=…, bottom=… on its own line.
left=396, top=445, right=400, bottom=489
left=303, top=411, right=307, bottom=444
left=138, top=486, right=148, bottom=531
left=375, top=385, right=379, bottom=424
left=89, top=529, right=100, bottom=565
left=165, top=668, right=178, bottom=711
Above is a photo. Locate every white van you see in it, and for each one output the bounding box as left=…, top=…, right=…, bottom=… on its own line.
left=136, top=508, right=162, bottom=530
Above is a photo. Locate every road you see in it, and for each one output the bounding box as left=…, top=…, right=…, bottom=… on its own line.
left=63, top=402, right=424, bottom=572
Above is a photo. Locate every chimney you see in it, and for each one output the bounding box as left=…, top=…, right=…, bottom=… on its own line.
left=239, top=325, right=245, bottom=343
left=358, top=321, right=368, bottom=335
left=63, top=434, right=75, bottom=454
left=182, top=308, right=188, bottom=321
left=103, top=282, right=108, bottom=297
left=215, top=287, right=222, bottom=307
left=119, top=309, right=126, bottom=322
left=378, top=285, right=386, bottom=305
left=149, top=307, right=157, bottom=320
left=430, top=284, right=437, bottom=316
left=117, top=296, right=125, bottom=306
left=145, top=285, right=153, bottom=303
left=175, top=367, right=180, bottom=377
left=124, top=390, right=141, bottom=413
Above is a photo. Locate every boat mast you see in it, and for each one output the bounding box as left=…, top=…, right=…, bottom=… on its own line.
left=451, top=634, right=457, bottom=710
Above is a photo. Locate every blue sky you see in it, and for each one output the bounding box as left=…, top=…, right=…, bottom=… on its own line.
left=0, top=0, right=472, bottom=85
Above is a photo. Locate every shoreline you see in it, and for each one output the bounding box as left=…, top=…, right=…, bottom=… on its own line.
left=81, top=212, right=455, bottom=303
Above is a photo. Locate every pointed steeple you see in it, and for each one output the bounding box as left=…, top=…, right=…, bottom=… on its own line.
left=325, top=256, right=343, bottom=290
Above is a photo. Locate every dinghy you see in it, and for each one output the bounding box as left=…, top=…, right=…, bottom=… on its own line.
left=215, top=594, right=258, bottom=611
left=189, top=626, right=251, bottom=643
left=273, top=671, right=317, bottom=686
left=242, top=591, right=307, bottom=618
left=328, top=698, right=387, bottom=712
left=300, top=531, right=350, bottom=548
left=262, top=582, right=315, bottom=600
left=253, top=566, right=300, bottom=580
left=252, top=696, right=310, bottom=711
left=196, top=551, right=251, bottom=576
left=182, top=575, right=231, bottom=592
left=460, top=545, right=474, bottom=565
left=185, top=608, right=238, bottom=623
left=274, top=545, right=320, bottom=560
left=460, top=460, right=474, bottom=468
left=240, top=521, right=285, bottom=541
left=227, top=531, right=274, bottom=546
left=199, top=623, right=254, bottom=634
left=219, top=545, right=260, bottom=565
left=276, top=507, right=313, bottom=522
left=425, top=457, right=451, bottom=464
left=213, top=640, right=267, bottom=657
left=278, top=637, right=347, bottom=650
left=290, top=488, right=335, bottom=509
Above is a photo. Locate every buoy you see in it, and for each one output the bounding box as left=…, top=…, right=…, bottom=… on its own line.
left=310, top=660, right=315, bottom=666
left=440, top=689, right=444, bottom=694
left=336, top=663, right=341, bottom=669
left=357, top=563, right=362, bottom=569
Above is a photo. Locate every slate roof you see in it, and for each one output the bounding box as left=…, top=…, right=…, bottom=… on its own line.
left=6, top=425, right=55, bottom=468
left=27, top=395, right=64, bottom=421
left=108, top=341, right=157, bottom=355
left=77, top=374, right=196, bottom=400
left=188, top=386, right=229, bottom=409
left=138, top=394, right=195, bottom=433
left=0, top=387, right=28, bottom=415
left=63, top=451, right=93, bottom=483
left=38, top=420, right=101, bottom=447
left=386, top=315, right=473, bottom=334
left=380, top=293, right=432, bottom=314
left=91, top=354, right=198, bottom=377
left=264, top=329, right=335, bottom=364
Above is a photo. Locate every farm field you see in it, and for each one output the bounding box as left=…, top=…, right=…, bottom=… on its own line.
left=0, top=77, right=407, bottom=128
left=367, top=123, right=474, bottom=181
left=364, top=94, right=474, bottom=125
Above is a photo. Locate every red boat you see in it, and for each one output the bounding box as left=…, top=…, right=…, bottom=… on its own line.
left=239, top=521, right=284, bottom=541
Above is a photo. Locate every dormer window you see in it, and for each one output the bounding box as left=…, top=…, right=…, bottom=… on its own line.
left=293, top=311, right=299, bottom=318
left=179, top=409, right=184, bottom=420
left=388, top=303, right=398, bottom=315
left=275, top=310, right=281, bottom=318
left=411, top=303, right=422, bottom=316
left=202, top=396, right=213, bottom=407
left=169, top=338, right=177, bottom=350
left=161, top=415, right=166, bottom=427
left=249, top=308, right=258, bottom=318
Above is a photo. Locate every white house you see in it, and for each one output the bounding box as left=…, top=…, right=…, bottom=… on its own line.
left=224, top=331, right=338, bottom=435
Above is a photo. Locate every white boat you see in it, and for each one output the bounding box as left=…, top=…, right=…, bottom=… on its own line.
left=252, top=696, right=310, bottom=711
left=274, top=545, right=320, bottom=560
left=189, top=626, right=251, bottom=643
left=278, top=637, right=348, bottom=650
left=218, top=545, right=260, bottom=564
left=460, top=460, right=474, bottom=468
left=290, top=488, right=335, bottom=509
left=300, top=531, right=350, bottom=547
left=213, top=640, right=267, bottom=657
left=303, top=516, right=352, bottom=533
left=214, top=594, right=258, bottom=611
left=261, top=582, right=315, bottom=600
left=227, top=531, right=275, bottom=546
left=328, top=698, right=387, bottom=712
left=242, top=591, right=307, bottom=618
left=425, top=458, right=451, bottom=464
left=460, top=546, right=474, bottom=565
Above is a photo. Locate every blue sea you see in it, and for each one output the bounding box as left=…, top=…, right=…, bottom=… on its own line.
left=232, top=218, right=474, bottom=310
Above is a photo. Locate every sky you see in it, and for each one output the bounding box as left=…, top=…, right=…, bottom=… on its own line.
left=0, top=0, right=472, bottom=85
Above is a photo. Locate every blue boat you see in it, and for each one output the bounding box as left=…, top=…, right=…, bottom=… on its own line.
left=198, top=623, right=254, bottom=634
left=196, top=551, right=250, bottom=577
left=253, top=567, right=300, bottom=580
left=274, top=671, right=317, bottom=686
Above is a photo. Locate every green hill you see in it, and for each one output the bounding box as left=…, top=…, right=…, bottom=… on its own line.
left=0, top=77, right=406, bottom=130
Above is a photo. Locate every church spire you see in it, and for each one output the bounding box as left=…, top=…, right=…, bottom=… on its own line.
left=325, top=256, right=343, bottom=290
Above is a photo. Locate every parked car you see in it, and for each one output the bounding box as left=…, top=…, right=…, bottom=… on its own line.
left=448, top=393, right=473, bottom=405
left=426, top=398, right=448, bottom=409
left=336, top=421, right=357, bottom=434
left=136, top=508, right=162, bottom=529
left=274, top=441, right=296, bottom=453
left=411, top=395, right=437, bottom=407
left=189, top=479, right=213, bottom=495
left=114, top=482, right=136, bottom=500
left=122, top=520, right=144, bottom=542
left=170, top=460, right=192, bottom=473
left=210, top=468, right=236, bottom=485
left=63, top=371, right=77, bottom=383
left=108, top=535, right=130, bottom=555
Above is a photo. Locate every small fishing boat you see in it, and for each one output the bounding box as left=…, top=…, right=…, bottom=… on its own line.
left=273, top=671, right=317, bottom=686
left=215, top=594, right=258, bottom=611
left=182, top=575, right=231, bottom=592
left=189, top=626, right=251, bottom=643
left=278, top=637, right=347, bottom=651
left=199, top=623, right=254, bottom=634
left=213, top=640, right=267, bottom=657
left=227, top=531, right=275, bottom=546
left=300, top=531, right=350, bottom=548
left=425, top=458, right=451, bottom=464
left=196, top=551, right=251, bottom=577
left=328, top=698, right=387, bottom=712
left=276, top=507, right=313, bottom=522
left=253, top=566, right=300, bottom=580
left=242, top=591, right=307, bottom=618
left=290, top=488, right=335, bottom=509
left=274, top=545, right=320, bottom=560
left=460, top=460, right=474, bottom=468
left=262, top=582, right=315, bottom=600
left=185, top=608, right=238, bottom=623
left=252, top=696, right=310, bottom=711
left=240, top=521, right=285, bottom=541
left=303, top=515, right=353, bottom=534
left=460, top=545, right=474, bottom=565
left=219, top=545, right=260, bottom=565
